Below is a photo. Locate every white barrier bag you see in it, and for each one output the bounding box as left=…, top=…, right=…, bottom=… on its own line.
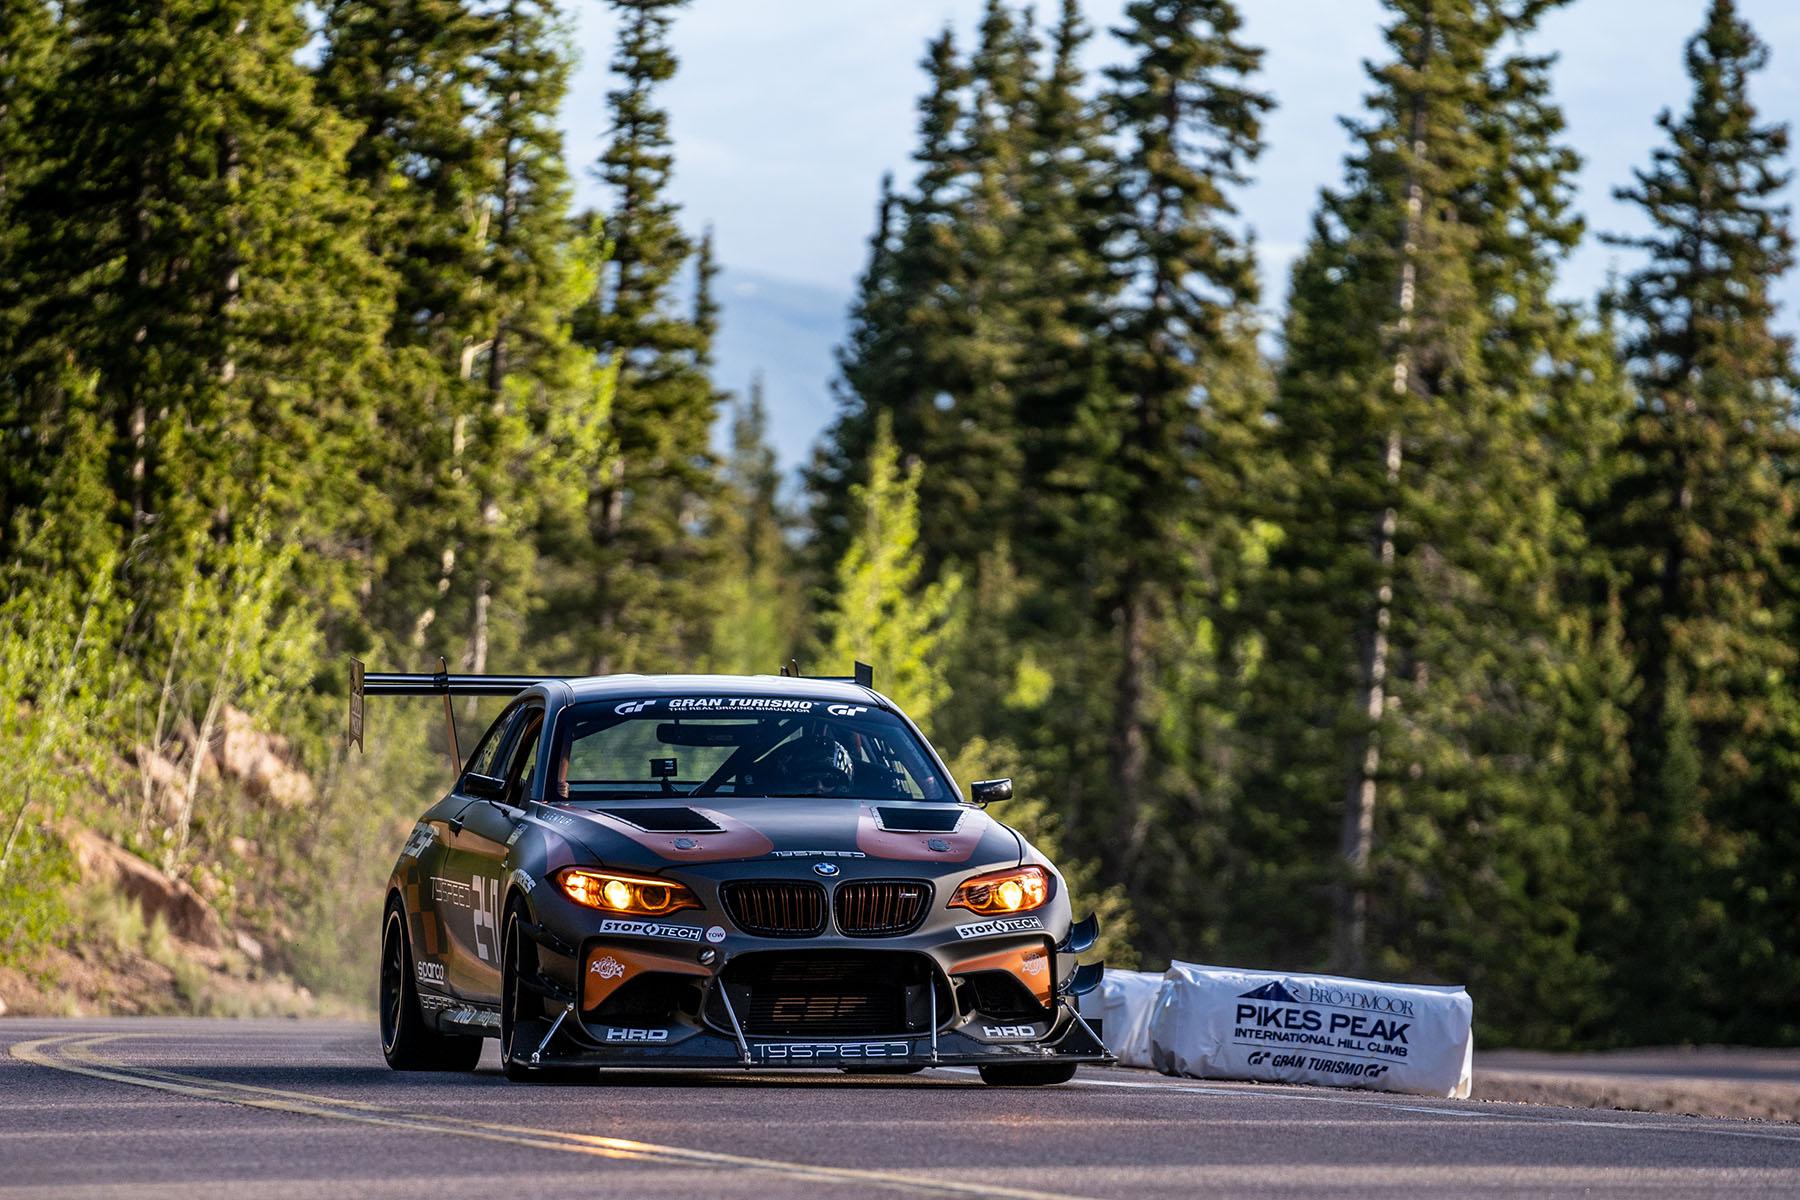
left=1077, top=969, right=1166, bottom=1068
left=1148, top=962, right=1474, bottom=1098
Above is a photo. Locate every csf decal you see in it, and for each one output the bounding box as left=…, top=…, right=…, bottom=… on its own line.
left=601, top=1027, right=670, bottom=1043
left=752, top=1042, right=911, bottom=1062
left=953, top=915, right=1046, bottom=939
left=825, top=704, right=869, bottom=717
left=401, top=824, right=435, bottom=859
left=596, top=918, right=703, bottom=943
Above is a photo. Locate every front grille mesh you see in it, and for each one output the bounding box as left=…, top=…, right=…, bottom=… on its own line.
left=835, top=880, right=930, bottom=936
left=731, top=953, right=915, bottom=1036
left=722, top=881, right=827, bottom=937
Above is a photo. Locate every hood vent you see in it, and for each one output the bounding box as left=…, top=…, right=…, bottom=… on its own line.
left=874, top=807, right=963, bottom=834
left=597, top=807, right=723, bottom=833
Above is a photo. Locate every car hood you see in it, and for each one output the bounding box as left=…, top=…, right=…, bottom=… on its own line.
left=538, top=795, right=1023, bottom=875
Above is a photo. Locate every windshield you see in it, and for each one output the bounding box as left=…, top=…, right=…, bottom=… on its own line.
left=549, top=697, right=951, bottom=802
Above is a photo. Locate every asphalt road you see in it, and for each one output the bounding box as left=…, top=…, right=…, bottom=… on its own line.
left=5, top=1019, right=1799, bottom=1199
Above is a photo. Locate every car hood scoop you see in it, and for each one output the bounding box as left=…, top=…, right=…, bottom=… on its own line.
left=874, top=806, right=964, bottom=833
left=594, top=806, right=724, bottom=833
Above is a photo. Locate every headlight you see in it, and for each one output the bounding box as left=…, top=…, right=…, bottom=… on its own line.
left=948, top=866, right=1051, bottom=915
left=557, top=869, right=701, bottom=917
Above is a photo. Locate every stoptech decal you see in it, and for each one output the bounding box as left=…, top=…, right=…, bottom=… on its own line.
left=751, top=1042, right=911, bottom=1062
left=596, top=918, right=704, bottom=943
left=954, top=915, right=1045, bottom=939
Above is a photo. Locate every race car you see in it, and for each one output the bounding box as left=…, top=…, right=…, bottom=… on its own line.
left=358, top=662, right=1109, bottom=1085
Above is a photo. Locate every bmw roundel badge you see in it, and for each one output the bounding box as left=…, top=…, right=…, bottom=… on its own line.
left=813, top=861, right=840, bottom=878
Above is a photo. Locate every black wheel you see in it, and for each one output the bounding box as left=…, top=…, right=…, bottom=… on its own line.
left=500, top=903, right=581, bottom=1082
left=379, top=903, right=482, bottom=1072
left=977, top=1061, right=1078, bottom=1086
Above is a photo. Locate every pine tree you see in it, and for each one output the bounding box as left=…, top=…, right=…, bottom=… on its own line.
left=464, top=0, right=584, bottom=678
left=1240, top=2, right=1623, bottom=1035
left=557, top=0, right=719, bottom=675
left=316, top=0, right=504, bottom=656
left=823, top=415, right=963, bottom=730
left=2, top=0, right=387, bottom=651
left=1096, top=0, right=1270, bottom=887
left=1600, top=0, right=1797, bottom=1041
left=710, top=376, right=802, bottom=674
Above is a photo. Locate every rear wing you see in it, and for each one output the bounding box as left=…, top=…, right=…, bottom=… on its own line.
left=349, top=657, right=875, bottom=775
left=348, top=657, right=554, bottom=773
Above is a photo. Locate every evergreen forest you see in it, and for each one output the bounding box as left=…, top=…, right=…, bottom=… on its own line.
left=1, top=0, right=1795, bottom=1047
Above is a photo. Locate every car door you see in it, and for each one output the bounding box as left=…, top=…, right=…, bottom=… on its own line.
left=441, top=702, right=542, bottom=1004
left=439, top=705, right=529, bottom=1007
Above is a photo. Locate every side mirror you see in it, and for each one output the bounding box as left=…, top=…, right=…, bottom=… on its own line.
left=970, top=778, right=1013, bottom=807
left=463, top=772, right=506, bottom=799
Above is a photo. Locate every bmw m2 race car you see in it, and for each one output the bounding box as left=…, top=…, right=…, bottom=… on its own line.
left=356, top=662, right=1109, bottom=1085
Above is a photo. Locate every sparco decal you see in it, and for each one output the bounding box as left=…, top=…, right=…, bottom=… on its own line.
left=596, top=918, right=703, bottom=943
left=953, top=916, right=1045, bottom=939
left=752, top=1042, right=911, bottom=1061
left=415, top=961, right=446, bottom=986
left=602, top=1027, right=671, bottom=1043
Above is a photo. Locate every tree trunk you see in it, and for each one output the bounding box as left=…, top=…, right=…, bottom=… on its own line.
left=1335, top=13, right=1431, bottom=974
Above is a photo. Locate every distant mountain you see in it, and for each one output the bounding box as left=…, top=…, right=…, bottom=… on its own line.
left=710, top=267, right=851, bottom=472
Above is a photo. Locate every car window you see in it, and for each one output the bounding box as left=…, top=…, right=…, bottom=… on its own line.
left=554, top=699, right=948, bottom=802
left=462, top=703, right=521, bottom=784
left=503, top=709, right=544, bottom=805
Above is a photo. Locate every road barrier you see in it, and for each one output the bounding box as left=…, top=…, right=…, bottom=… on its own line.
left=1086, top=962, right=1474, bottom=1098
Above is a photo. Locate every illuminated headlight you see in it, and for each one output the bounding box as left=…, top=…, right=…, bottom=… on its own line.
left=949, top=866, right=1051, bottom=915
left=557, top=869, right=700, bottom=917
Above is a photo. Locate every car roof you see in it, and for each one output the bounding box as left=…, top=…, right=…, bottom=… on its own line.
left=553, top=673, right=886, bottom=706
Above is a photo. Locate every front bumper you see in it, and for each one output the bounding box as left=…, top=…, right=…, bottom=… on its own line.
left=528, top=1006, right=1111, bottom=1070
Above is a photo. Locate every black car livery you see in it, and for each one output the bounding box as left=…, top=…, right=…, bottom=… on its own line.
left=367, top=666, right=1109, bottom=1085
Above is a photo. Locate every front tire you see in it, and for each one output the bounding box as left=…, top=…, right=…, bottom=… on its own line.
left=379, top=903, right=482, bottom=1072
left=978, top=1061, right=1078, bottom=1086
left=500, top=903, right=581, bottom=1082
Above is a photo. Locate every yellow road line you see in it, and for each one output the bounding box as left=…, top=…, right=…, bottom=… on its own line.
left=13, top=1033, right=1084, bottom=1200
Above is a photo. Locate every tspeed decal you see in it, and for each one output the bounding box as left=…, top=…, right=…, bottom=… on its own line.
left=596, top=918, right=703, bottom=943
left=751, top=1042, right=911, bottom=1062
left=953, top=915, right=1046, bottom=939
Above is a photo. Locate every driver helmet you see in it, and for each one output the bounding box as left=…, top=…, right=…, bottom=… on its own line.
left=767, top=734, right=855, bottom=796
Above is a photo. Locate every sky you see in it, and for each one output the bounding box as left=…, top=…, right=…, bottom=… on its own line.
left=558, top=0, right=1800, bottom=465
